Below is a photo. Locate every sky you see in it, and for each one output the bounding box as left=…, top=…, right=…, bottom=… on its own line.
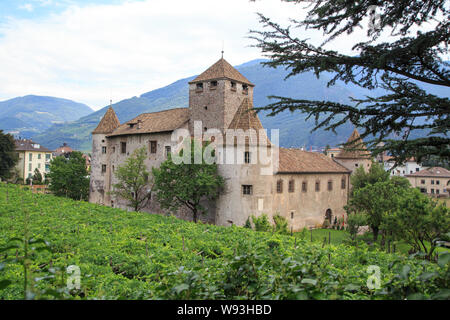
left=0, top=0, right=441, bottom=111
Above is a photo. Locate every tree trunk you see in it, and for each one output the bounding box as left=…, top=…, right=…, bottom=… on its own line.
left=372, top=226, right=379, bottom=242
left=192, top=209, right=198, bottom=223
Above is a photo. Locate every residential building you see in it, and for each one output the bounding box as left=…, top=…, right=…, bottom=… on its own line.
left=405, top=167, right=450, bottom=197
left=14, top=139, right=53, bottom=183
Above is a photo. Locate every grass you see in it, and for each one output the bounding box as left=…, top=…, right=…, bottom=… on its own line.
left=297, top=228, right=449, bottom=256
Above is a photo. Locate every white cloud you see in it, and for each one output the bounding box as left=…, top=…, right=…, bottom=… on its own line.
left=0, top=0, right=391, bottom=111
left=19, top=3, right=34, bottom=12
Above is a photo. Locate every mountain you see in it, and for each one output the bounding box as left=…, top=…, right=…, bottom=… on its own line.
left=0, top=95, right=93, bottom=137
left=31, top=59, right=449, bottom=152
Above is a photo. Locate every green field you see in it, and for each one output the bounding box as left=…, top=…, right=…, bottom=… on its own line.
left=0, top=183, right=448, bottom=300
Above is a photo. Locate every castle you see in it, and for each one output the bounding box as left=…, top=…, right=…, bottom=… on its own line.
left=89, top=58, right=355, bottom=230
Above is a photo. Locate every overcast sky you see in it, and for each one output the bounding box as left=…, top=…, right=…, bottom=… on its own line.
left=0, top=0, right=439, bottom=111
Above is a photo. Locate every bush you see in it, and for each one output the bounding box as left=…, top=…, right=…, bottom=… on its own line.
left=244, top=217, right=252, bottom=229
left=251, top=214, right=272, bottom=232
left=273, top=215, right=289, bottom=235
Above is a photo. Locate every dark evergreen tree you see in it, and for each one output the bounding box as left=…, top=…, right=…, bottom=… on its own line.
left=0, top=130, right=18, bottom=180
left=250, top=0, right=449, bottom=166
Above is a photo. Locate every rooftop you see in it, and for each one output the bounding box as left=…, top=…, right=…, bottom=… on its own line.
left=107, top=108, right=189, bottom=137
left=278, top=148, right=351, bottom=174
left=92, top=107, right=121, bottom=134
left=405, top=167, right=450, bottom=178
left=335, top=129, right=371, bottom=159
left=189, top=58, right=254, bottom=86
left=14, top=139, right=52, bottom=153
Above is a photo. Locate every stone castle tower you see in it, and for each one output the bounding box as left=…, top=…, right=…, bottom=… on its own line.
left=89, top=106, right=120, bottom=205
left=188, top=58, right=255, bottom=133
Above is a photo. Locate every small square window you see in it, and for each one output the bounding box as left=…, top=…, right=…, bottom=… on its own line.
left=196, top=83, right=203, bottom=91
left=242, top=185, right=253, bottom=195
left=421, top=180, right=426, bottom=184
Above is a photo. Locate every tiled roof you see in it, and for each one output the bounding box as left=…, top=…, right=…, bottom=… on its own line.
left=335, top=129, right=371, bottom=159
left=278, top=148, right=351, bottom=174
left=92, top=107, right=120, bottom=134
left=14, top=139, right=52, bottom=152
left=405, top=167, right=450, bottom=178
left=226, top=98, right=271, bottom=146
left=107, top=108, right=189, bottom=137
left=189, top=58, right=254, bottom=86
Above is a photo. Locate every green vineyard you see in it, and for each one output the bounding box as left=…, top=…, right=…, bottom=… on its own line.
left=0, top=183, right=448, bottom=300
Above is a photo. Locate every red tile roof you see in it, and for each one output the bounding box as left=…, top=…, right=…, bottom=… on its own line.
left=405, top=167, right=450, bottom=178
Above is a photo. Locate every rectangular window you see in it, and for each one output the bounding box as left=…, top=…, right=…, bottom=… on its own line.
left=210, top=80, right=217, bottom=89
left=328, top=180, right=333, bottom=191
left=341, top=178, right=346, bottom=189
left=315, top=181, right=320, bottom=192
left=165, top=146, right=171, bottom=157
left=416, top=168, right=419, bottom=172
left=121, top=142, right=126, bottom=154
left=244, top=151, right=251, bottom=164
left=231, top=81, right=236, bottom=91
left=112, top=146, right=116, bottom=153
left=288, top=180, right=295, bottom=193
left=38, top=153, right=41, bottom=160
left=196, top=83, right=203, bottom=91
left=431, top=180, right=435, bottom=185
left=150, top=141, right=157, bottom=154
left=436, top=180, right=440, bottom=185
left=242, top=84, right=248, bottom=95
left=276, top=180, right=283, bottom=193
left=38, top=163, right=41, bottom=169
left=102, top=164, right=107, bottom=173
left=102, top=146, right=107, bottom=154
left=29, top=153, right=32, bottom=161
left=436, top=189, right=440, bottom=194
left=29, top=163, right=32, bottom=171
left=420, top=188, right=427, bottom=193
left=45, top=154, right=50, bottom=160
left=242, top=185, right=253, bottom=195
left=421, top=179, right=426, bottom=184
left=302, top=181, right=307, bottom=193
left=291, top=212, right=294, bottom=219
left=45, top=164, right=50, bottom=171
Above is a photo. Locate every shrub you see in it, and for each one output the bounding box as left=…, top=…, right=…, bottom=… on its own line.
left=243, top=217, right=252, bottom=229
left=273, top=214, right=289, bottom=235
left=251, top=214, right=271, bottom=232
left=347, top=213, right=368, bottom=242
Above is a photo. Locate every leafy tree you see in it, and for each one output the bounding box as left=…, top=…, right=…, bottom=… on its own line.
left=110, top=147, right=152, bottom=212
left=383, top=188, right=450, bottom=259
left=350, top=161, right=389, bottom=194
left=346, top=213, right=368, bottom=243
left=31, top=168, right=43, bottom=185
left=346, top=180, right=408, bottom=241
left=0, top=130, right=18, bottom=181
left=152, top=140, right=224, bottom=223
left=250, top=0, right=449, bottom=166
left=47, top=151, right=89, bottom=201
